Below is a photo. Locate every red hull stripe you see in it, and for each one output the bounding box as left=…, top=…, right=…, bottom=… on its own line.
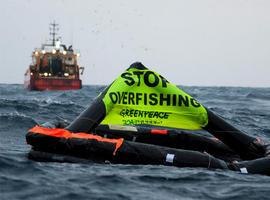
left=150, top=129, right=168, bottom=135
left=29, top=126, right=123, bottom=155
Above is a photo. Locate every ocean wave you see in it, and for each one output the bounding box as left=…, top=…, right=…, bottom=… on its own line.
left=246, top=92, right=270, bottom=101
left=0, top=112, right=37, bottom=130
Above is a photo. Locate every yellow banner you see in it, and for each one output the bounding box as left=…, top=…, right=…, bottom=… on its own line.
left=101, top=65, right=208, bottom=130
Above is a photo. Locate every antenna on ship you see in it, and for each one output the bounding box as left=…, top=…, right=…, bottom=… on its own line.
left=49, top=21, right=59, bottom=46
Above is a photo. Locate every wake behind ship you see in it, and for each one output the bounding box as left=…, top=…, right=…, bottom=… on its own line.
left=24, top=22, right=84, bottom=91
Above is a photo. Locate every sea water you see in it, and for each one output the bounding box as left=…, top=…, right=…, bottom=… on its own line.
left=1, top=84, right=270, bottom=200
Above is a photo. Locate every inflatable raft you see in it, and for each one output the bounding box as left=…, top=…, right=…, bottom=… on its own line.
left=26, top=62, right=270, bottom=176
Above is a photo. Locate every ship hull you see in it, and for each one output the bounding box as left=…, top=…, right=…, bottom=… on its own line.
left=24, top=75, right=82, bottom=91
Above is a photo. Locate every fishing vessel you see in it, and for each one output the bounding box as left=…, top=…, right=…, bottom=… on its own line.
left=24, top=22, right=84, bottom=91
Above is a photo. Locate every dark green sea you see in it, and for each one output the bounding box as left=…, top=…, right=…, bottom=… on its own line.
left=1, top=84, right=270, bottom=200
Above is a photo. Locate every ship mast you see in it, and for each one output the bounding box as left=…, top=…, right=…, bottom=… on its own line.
left=49, top=21, right=59, bottom=46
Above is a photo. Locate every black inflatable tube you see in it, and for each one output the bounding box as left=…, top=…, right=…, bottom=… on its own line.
left=66, top=98, right=106, bottom=133
left=27, top=130, right=270, bottom=176
left=228, top=157, right=270, bottom=176
left=95, top=125, right=240, bottom=162
left=26, top=131, right=228, bottom=170
left=65, top=82, right=115, bottom=133
left=204, top=109, right=265, bottom=160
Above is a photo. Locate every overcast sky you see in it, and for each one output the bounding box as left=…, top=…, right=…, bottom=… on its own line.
left=0, top=0, right=270, bottom=87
